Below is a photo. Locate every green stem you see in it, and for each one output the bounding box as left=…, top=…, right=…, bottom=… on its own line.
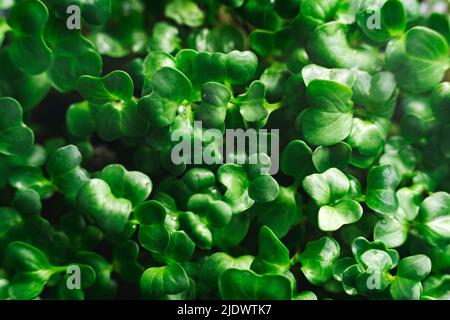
left=357, top=194, right=366, bottom=202
left=265, top=101, right=283, bottom=113
left=290, top=252, right=301, bottom=266
left=51, top=266, right=69, bottom=274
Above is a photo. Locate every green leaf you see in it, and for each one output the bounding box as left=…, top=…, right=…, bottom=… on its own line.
left=359, top=249, right=394, bottom=271
left=13, top=189, right=41, bottom=218
left=182, top=168, right=216, bottom=193
left=225, top=51, right=259, bottom=85
left=252, top=186, right=299, bottom=238
left=198, top=252, right=253, bottom=297
left=134, top=200, right=166, bottom=226
left=219, top=269, right=292, bottom=300
left=351, top=237, right=399, bottom=268
left=7, top=0, right=52, bottom=75
left=140, top=262, right=190, bottom=299
left=95, top=100, right=149, bottom=141
left=303, top=168, right=350, bottom=205
left=431, top=82, right=450, bottom=124
left=395, top=187, right=422, bottom=221
left=297, top=80, right=353, bottom=146
left=427, top=12, right=450, bottom=44
left=100, top=164, right=152, bottom=207
left=379, top=136, right=421, bottom=180
left=3, top=241, right=56, bottom=299
left=142, top=51, right=176, bottom=84
left=89, top=32, right=128, bottom=58
left=66, top=101, right=96, bottom=138
left=48, top=34, right=103, bottom=93
left=299, top=237, right=340, bottom=285
left=293, top=291, right=318, bottom=300
left=179, top=211, right=212, bottom=250
left=180, top=194, right=232, bottom=250
left=248, top=175, right=279, bottom=203
left=217, top=164, right=253, bottom=213
left=180, top=50, right=258, bottom=88
left=47, top=145, right=89, bottom=199
left=138, top=224, right=171, bottom=255
left=0, top=208, right=22, bottom=240
left=302, top=64, right=356, bottom=88
left=77, top=179, right=133, bottom=235
left=396, top=255, right=432, bottom=282
left=138, top=67, right=192, bottom=127
left=9, top=166, right=55, bottom=199
left=195, top=82, right=231, bottom=129
left=285, top=73, right=307, bottom=114
left=0, top=50, right=51, bottom=111
left=386, top=26, right=449, bottom=93
left=319, top=199, right=363, bottom=232
left=236, top=81, right=269, bottom=127
left=113, top=240, right=144, bottom=284
left=0, top=98, right=34, bottom=156
left=148, top=22, right=180, bottom=53
left=163, top=230, right=195, bottom=263
left=312, top=142, right=352, bottom=173
left=357, top=0, right=406, bottom=42
left=274, top=0, right=300, bottom=19
left=8, top=272, right=48, bottom=300
left=212, top=212, right=250, bottom=250
left=423, top=275, right=450, bottom=300
left=346, top=117, right=389, bottom=169
left=307, top=22, right=378, bottom=73
left=340, top=264, right=362, bottom=295
left=280, top=140, right=314, bottom=182
left=137, top=199, right=195, bottom=263
left=366, top=164, right=400, bottom=214
left=374, top=216, right=408, bottom=249
left=243, top=0, right=281, bottom=30
left=260, top=62, right=290, bottom=103
left=248, top=30, right=274, bottom=57
left=295, top=0, right=340, bottom=36
left=187, top=194, right=232, bottom=228
left=251, top=226, right=290, bottom=275
left=0, top=276, right=9, bottom=300
left=352, top=71, right=398, bottom=118
left=78, top=71, right=134, bottom=105
left=202, top=25, right=245, bottom=53
left=390, top=254, right=431, bottom=300
left=165, top=0, right=204, bottom=27
left=416, top=192, right=450, bottom=245
left=333, top=257, right=356, bottom=282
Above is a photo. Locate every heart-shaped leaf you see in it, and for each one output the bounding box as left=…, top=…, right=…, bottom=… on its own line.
left=77, top=179, right=133, bottom=234
left=78, top=70, right=134, bottom=105
left=299, top=237, right=340, bottom=285
left=366, top=164, right=400, bottom=214
left=297, top=80, right=353, bottom=146
left=219, top=269, right=292, bottom=300
left=140, top=262, right=190, bottom=299
left=0, top=98, right=34, bottom=156
left=100, top=164, right=152, bottom=207
left=251, top=226, right=290, bottom=275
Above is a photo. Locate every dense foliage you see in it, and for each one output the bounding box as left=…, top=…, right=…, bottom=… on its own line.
left=0, top=0, right=449, bottom=300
